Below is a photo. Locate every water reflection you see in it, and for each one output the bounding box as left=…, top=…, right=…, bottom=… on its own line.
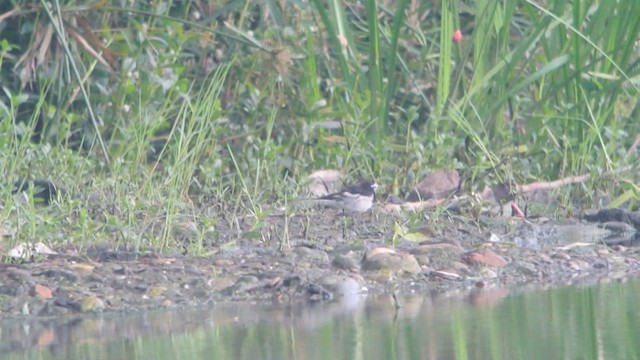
left=2, top=278, right=640, bottom=360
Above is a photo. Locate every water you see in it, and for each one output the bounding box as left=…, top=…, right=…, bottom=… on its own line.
left=2, top=278, right=639, bottom=360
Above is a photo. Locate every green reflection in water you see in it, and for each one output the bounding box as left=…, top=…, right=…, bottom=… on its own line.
left=2, top=279, right=639, bottom=360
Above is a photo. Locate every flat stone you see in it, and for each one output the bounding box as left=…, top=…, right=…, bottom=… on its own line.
left=412, top=241, right=465, bottom=268
left=568, top=259, right=590, bottom=271
left=551, top=251, right=571, bottom=260
left=293, top=246, right=330, bottom=263
left=80, top=296, right=105, bottom=313
left=464, top=250, right=508, bottom=268
left=317, top=274, right=367, bottom=297
left=412, top=242, right=464, bottom=255
left=362, top=248, right=421, bottom=274
left=409, top=169, right=461, bottom=201
left=32, top=284, right=53, bottom=300
left=332, top=253, right=360, bottom=271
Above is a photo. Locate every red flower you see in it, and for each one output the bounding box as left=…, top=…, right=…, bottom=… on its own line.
left=453, top=30, right=462, bottom=43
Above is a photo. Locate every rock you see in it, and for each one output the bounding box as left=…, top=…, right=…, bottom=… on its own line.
left=21, top=302, right=30, bottom=316
left=32, top=284, right=53, bottom=300
left=555, top=224, right=612, bottom=244
left=551, top=251, right=571, bottom=260
left=68, top=263, right=96, bottom=273
left=412, top=241, right=464, bottom=255
left=7, top=268, right=36, bottom=286
left=478, top=268, right=498, bottom=279
left=308, top=170, right=343, bottom=197
left=37, top=301, right=61, bottom=317
left=567, top=259, right=590, bottom=271
left=464, top=250, right=509, bottom=268
left=222, top=275, right=261, bottom=296
left=488, top=233, right=502, bottom=242
left=610, top=245, right=627, bottom=252
left=516, top=262, right=538, bottom=277
left=293, top=246, right=330, bottom=263
left=210, top=277, right=236, bottom=291
left=148, top=287, right=166, bottom=297
left=361, top=248, right=421, bottom=274
left=449, top=261, right=472, bottom=275
left=316, top=274, right=367, bottom=297
left=80, top=296, right=105, bottom=312
left=37, top=269, right=79, bottom=282
left=408, top=169, right=461, bottom=201
left=214, top=258, right=234, bottom=267
left=7, top=242, right=58, bottom=259
left=412, top=241, right=464, bottom=268
left=332, top=253, right=361, bottom=271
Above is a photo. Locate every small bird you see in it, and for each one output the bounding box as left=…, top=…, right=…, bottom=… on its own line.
left=313, top=180, right=378, bottom=213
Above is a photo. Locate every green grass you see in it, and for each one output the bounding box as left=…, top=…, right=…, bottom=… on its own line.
left=0, top=0, right=638, bottom=257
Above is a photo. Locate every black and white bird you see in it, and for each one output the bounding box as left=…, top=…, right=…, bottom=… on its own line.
left=313, top=180, right=378, bottom=213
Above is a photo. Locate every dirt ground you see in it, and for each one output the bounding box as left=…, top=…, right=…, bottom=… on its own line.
left=1, top=206, right=639, bottom=318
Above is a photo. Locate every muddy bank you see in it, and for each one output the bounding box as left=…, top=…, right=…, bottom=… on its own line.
left=1, top=208, right=639, bottom=319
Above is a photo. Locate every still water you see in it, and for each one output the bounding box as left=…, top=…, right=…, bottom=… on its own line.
left=2, top=278, right=639, bottom=360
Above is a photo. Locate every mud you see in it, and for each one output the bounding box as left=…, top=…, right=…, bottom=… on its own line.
left=1, top=207, right=639, bottom=319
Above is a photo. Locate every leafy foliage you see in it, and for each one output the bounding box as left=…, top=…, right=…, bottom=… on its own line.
left=0, top=0, right=638, bottom=252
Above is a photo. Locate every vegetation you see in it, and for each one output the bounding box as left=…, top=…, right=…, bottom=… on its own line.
left=0, top=0, right=638, bottom=255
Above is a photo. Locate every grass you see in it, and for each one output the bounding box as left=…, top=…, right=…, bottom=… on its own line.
left=0, top=0, right=638, bottom=258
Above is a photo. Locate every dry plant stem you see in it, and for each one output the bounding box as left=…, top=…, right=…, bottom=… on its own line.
left=625, top=133, right=640, bottom=158
left=388, top=165, right=638, bottom=212
left=518, top=165, right=637, bottom=194
left=517, top=174, right=591, bottom=194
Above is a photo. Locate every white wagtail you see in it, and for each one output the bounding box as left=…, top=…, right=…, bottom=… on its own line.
left=313, top=180, right=378, bottom=213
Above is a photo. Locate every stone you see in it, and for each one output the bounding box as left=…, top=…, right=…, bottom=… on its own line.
left=464, top=250, right=509, bottom=268
left=362, top=248, right=421, bottom=274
